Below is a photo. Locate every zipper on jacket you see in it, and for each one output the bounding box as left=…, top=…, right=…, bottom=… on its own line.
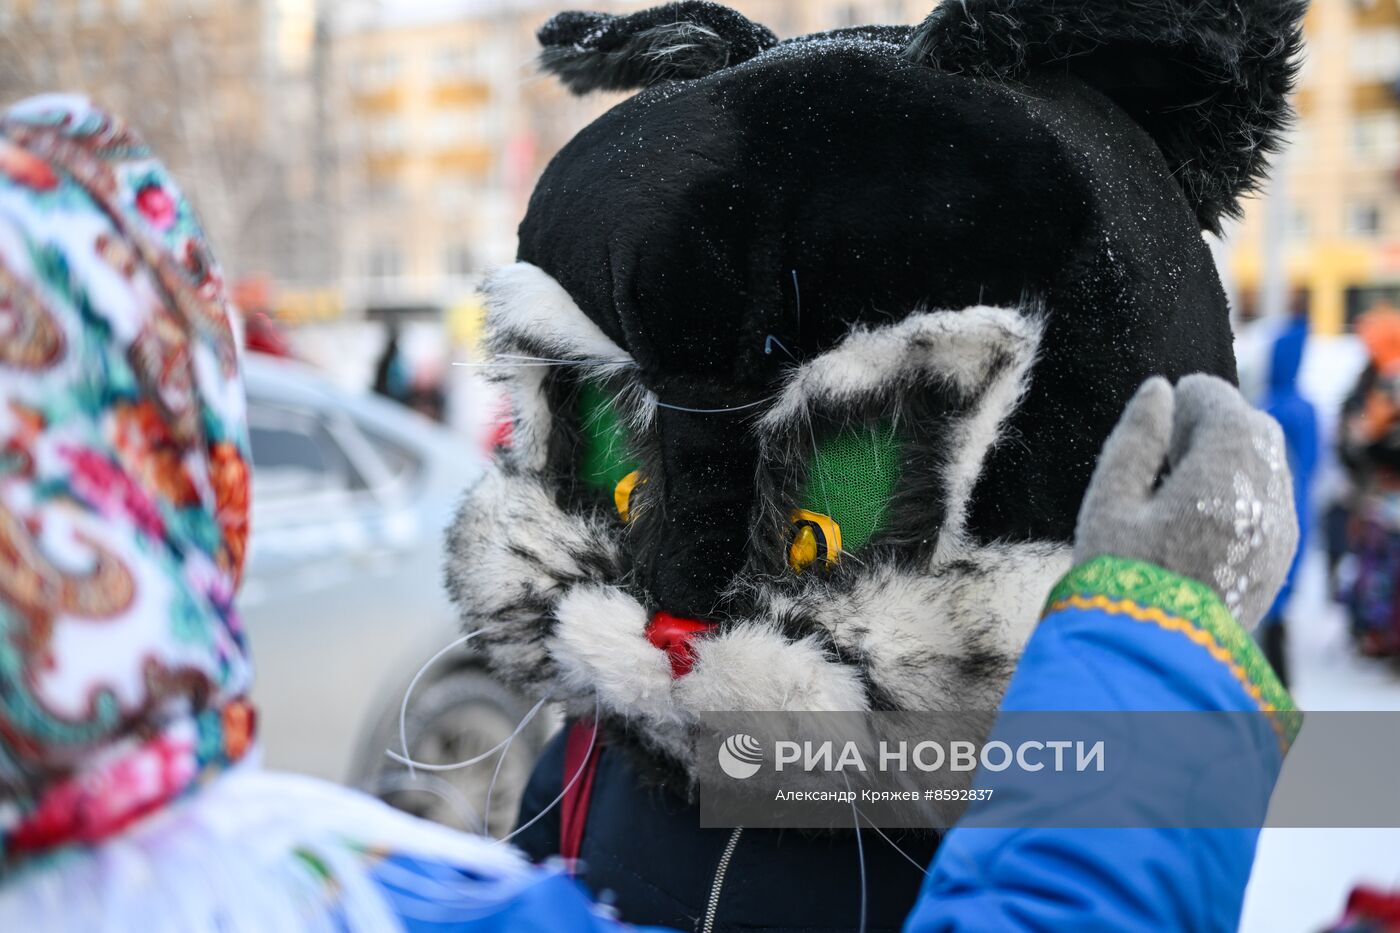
left=700, top=826, right=744, bottom=933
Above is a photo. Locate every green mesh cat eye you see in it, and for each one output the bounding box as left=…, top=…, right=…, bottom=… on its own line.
left=796, top=422, right=903, bottom=554
left=576, top=380, right=639, bottom=494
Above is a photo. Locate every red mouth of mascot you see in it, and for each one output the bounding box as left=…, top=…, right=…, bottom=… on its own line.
left=645, top=611, right=716, bottom=678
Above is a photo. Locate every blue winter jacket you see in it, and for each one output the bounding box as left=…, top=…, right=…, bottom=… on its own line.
left=904, top=557, right=1300, bottom=933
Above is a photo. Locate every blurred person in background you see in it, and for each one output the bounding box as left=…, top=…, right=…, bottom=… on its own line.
left=1256, top=315, right=1320, bottom=687
left=373, top=318, right=412, bottom=404
left=0, top=94, right=636, bottom=932
left=407, top=358, right=449, bottom=424
left=1339, top=306, right=1400, bottom=657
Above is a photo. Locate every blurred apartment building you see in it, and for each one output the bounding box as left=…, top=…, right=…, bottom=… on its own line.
left=0, top=0, right=989, bottom=321
left=331, top=1, right=588, bottom=317
left=328, top=0, right=932, bottom=318
left=0, top=0, right=337, bottom=315
left=13, top=0, right=1390, bottom=333
left=1230, top=0, right=1400, bottom=334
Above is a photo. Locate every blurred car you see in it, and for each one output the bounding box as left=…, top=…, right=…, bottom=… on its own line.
left=238, top=354, right=552, bottom=834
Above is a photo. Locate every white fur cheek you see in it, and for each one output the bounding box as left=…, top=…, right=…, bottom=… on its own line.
left=806, top=544, right=1073, bottom=710
left=983, top=545, right=1075, bottom=653
left=823, top=572, right=966, bottom=705
left=549, top=585, right=681, bottom=725
left=677, top=625, right=869, bottom=712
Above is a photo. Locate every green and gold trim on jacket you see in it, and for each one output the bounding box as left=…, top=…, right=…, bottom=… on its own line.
left=1044, top=556, right=1301, bottom=748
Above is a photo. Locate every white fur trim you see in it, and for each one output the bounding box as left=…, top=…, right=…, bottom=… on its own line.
left=481, top=262, right=635, bottom=471
left=483, top=263, right=630, bottom=365
left=932, top=311, right=1044, bottom=559
left=761, top=305, right=1042, bottom=429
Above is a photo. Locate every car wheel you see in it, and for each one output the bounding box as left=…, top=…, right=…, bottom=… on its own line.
left=355, top=668, right=555, bottom=838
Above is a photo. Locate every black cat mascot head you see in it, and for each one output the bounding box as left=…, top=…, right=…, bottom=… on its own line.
left=448, top=0, right=1306, bottom=771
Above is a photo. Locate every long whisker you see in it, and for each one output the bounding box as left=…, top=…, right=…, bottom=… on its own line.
left=578, top=386, right=624, bottom=433
left=500, top=695, right=601, bottom=847
left=498, top=353, right=630, bottom=365
left=843, top=771, right=868, bottom=933
left=453, top=353, right=633, bottom=370
left=853, top=807, right=931, bottom=877
left=792, top=269, right=802, bottom=331
left=764, top=334, right=801, bottom=362
left=396, top=632, right=483, bottom=779
left=482, top=705, right=526, bottom=838
left=654, top=398, right=769, bottom=415
left=453, top=362, right=575, bottom=369
left=838, top=548, right=868, bottom=568
left=360, top=770, right=482, bottom=833
left=808, top=411, right=834, bottom=516
left=387, top=693, right=550, bottom=774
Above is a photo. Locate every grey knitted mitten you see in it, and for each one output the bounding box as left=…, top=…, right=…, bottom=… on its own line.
left=1074, top=375, right=1299, bottom=631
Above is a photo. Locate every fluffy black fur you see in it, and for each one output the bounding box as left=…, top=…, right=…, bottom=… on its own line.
left=538, top=1, right=777, bottom=94
left=907, top=0, right=1308, bottom=233
left=517, top=39, right=1243, bottom=592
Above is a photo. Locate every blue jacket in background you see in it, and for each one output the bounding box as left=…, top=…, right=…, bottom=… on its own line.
left=1261, top=317, right=1319, bottom=615
left=904, top=557, right=1299, bottom=933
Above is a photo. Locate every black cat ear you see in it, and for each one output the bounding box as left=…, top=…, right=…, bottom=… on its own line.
left=906, top=0, right=1309, bottom=234
left=538, top=2, right=778, bottom=95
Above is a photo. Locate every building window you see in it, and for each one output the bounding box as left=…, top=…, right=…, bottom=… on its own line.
left=433, top=47, right=473, bottom=81
left=1347, top=285, right=1400, bottom=330
left=1351, top=28, right=1400, bottom=81
left=358, top=54, right=402, bottom=92
left=1235, top=288, right=1312, bottom=324
left=443, top=244, right=475, bottom=279
left=1346, top=201, right=1383, bottom=237
left=365, top=177, right=403, bottom=205
left=368, top=116, right=405, bottom=154
left=1289, top=207, right=1310, bottom=240
left=436, top=178, right=473, bottom=205
left=1287, top=122, right=1313, bottom=166
left=367, top=245, right=403, bottom=282
left=835, top=3, right=862, bottom=26
left=431, top=109, right=488, bottom=149
left=1352, top=112, right=1400, bottom=163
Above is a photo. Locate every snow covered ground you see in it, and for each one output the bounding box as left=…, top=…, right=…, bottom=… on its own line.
left=1241, top=550, right=1400, bottom=932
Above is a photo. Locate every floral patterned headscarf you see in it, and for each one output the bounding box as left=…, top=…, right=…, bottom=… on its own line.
left=0, top=95, right=253, bottom=864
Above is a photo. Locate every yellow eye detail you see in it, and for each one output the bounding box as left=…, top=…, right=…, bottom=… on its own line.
left=789, top=509, right=842, bottom=573
left=615, top=470, right=642, bottom=523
